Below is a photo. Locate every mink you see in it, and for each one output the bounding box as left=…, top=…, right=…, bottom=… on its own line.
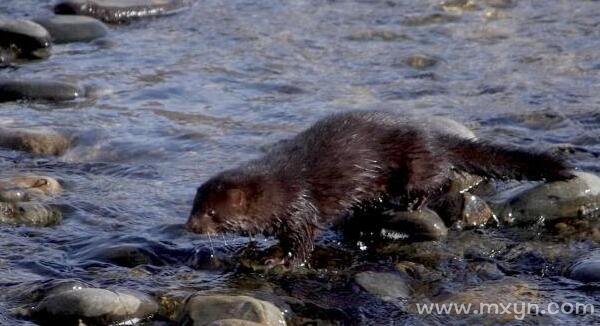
left=185, top=111, right=572, bottom=264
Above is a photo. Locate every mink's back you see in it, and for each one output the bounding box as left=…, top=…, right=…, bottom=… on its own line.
left=256, top=111, right=434, bottom=220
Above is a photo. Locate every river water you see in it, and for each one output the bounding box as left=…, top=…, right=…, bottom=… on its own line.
left=1, top=0, right=600, bottom=325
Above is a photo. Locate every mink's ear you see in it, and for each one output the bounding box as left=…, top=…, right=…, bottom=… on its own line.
left=227, top=188, right=246, bottom=209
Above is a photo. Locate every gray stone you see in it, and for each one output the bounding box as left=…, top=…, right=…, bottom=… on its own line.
left=355, top=271, right=411, bottom=301
left=32, top=288, right=158, bottom=325
left=460, top=193, right=495, bottom=228
left=426, top=116, right=477, bottom=140
left=0, top=80, right=82, bottom=102
left=0, top=127, right=71, bottom=155
left=382, top=208, right=448, bottom=241
left=0, top=19, right=51, bottom=60
left=0, top=202, right=62, bottom=226
left=34, top=15, right=108, bottom=44
left=0, top=175, right=62, bottom=200
left=54, top=0, right=189, bottom=24
left=180, top=294, right=286, bottom=326
left=496, top=171, right=600, bottom=224
left=569, top=250, right=600, bottom=283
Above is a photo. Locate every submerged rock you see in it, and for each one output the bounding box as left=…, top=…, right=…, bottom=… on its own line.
left=34, top=15, right=108, bottom=44
left=0, top=80, right=82, bottom=103
left=0, top=175, right=62, bottom=200
left=0, top=128, right=71, bottom=155
left=180, top=294, right=286, bottom=326
left=208, top=320, right=265, bottom=326
left=496, top=171, right=600, bottom=225
left=354, top=271, right=411, bottom=301
left=0, top=202, right=62, bottom=226
left=403, top=55, right=439, bottom=69
left=54, top=0, right=190, bottom=24
left=568, top=250, right=600, bottom=283
left=425, top=277, right=537, bottom=322
left=382, top=208, right=448, bottom=241
left=31, top=288, right=158, bottom=325
left=0, top=19, right=51, bottom=61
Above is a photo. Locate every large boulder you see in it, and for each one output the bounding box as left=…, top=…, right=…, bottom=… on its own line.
left=496, top=171, right=600, bottom=224
left=0, top=19, right=51, bottom=61
left=0, top=127, right=71, bottom=155
left=54, top=0, right=190, bottom=24
left=31, top=288, right=158, bottom=326
left=0, top=202, right=62, bottom=226
left=0, top=80, right=82, bottom=103
left=34, top=15, right=108, bottom=44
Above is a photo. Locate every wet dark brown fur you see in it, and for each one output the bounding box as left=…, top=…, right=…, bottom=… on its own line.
left=186, top=111, right=572, bottom=263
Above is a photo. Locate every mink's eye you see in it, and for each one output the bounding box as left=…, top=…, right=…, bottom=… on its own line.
left=207, top=209, right=216, bottom=217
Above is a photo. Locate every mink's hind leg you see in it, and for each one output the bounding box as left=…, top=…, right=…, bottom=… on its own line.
left=388, top=135, right=452, bottom=210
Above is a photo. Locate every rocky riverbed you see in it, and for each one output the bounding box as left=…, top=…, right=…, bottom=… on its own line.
left=1, top=0, right=600, bottom=325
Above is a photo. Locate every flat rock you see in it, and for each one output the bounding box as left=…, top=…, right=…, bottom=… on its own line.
left=355, top=271, right=411, bottom=301
left=0, top=80, right=82, bottom=102
left=209, top=320, right=265, bottom=326
left=179, top=294, right=286, bottom=326
left=0, top=202, right=62, bottom=226
left=0, top=19, right=51, bottom=60
left=569, top=250, right=600, bottom=283
left=34, top=15, right=108, bottom=44
left=31, top=288, right=158, bottom=325
left=54, top=0, right=189, bottom=24
left=382, top=208, right=448, bottom=241
left=0, top=127, right=71, bottom=155
left=496, top=171, right=600, bottom=224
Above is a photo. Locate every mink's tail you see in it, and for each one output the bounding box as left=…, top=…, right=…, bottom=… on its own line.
left=442, top=137, right=574, bottom=181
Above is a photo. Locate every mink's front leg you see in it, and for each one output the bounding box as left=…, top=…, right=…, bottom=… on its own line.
left=267, top=206, right=318, bottom=267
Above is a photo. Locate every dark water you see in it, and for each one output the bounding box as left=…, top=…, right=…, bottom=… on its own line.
left=1, top=0, right=600, bottom=325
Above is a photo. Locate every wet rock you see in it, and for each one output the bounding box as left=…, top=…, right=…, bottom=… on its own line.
left=426, top=116, right=477, bottom=140
left=395, top=261, right=443, bottom=282
left=434, top=192, right=494, bottom=229
left=0, top=175, right=62, bottom=200
left=0, top=202, right=62, bottom=226
left=426, top=277, right=537, bottom=321
left=0, top=19, right=51, bottom=61
left=382, top=208, right=448, bottom=241
left=0, top=80, right=82, bottom=103
left=568, top=250, right=600, bottom=283
left=179, top=294, right=286, bottom=326
left=31, top=288, right=158, bottom=325
left=54, top=0, right=190, bottom=24
left=496, top=171, right=600, bottom=225
left=403, top=55, right=439, bottom=69
left=0, top=128, right=71, bottom=155
left=441, top=0, right=479, bottom=12
left=354, top=271, right=411, bottom=301
left=34, top=15, right=108, bottom=44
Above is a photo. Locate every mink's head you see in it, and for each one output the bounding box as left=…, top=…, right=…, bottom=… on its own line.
left=186, top=170, right=274, bottom=236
